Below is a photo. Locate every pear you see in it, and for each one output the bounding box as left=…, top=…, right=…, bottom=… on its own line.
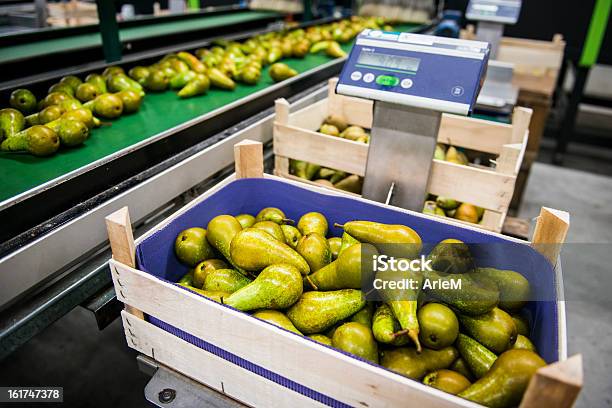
left=9, top=89, right=37, bottom=114
left=255, top=207, right=293, bottom=225
left=40, top=91, right=72, bottom=109
left=306, top=243, right=378, bottom=290
left=38, top=106, right=63, bottom=125
left=327, top=237, right=342, bottom=260
left=423, top=201, right=446, bottom=217
left=454, top=203, right=479, bottom=224
left=473, top=267, right=531, bottom=311
left=332, top=322, right=378, bottom=363
left=75, top=83, right=101, bottom=102
left=458, top=350, right=546, bottom=408
left=269, top=63, right=298, bottom=82
left=456, top=333, right=498, bottom=379
left=445, top=146, right=469, bottom=165
left=423, top=369, right=471, bottom=395
left=0, top=108, right=25, bottom=139
left=90, top=93, right=124, bottom=119
left=224, top=264, right=303, bottom=311
left=286, top=289, right=365, bottom=334
left=459, top=307, right=518, bottom=354
left=206, top=215, right=243, bottom=268
left=0, top=125, right=59, bottom=156
left=177, top=51, right=206, bottom=73
left=338, top=232, right=359, bottom=257
left=235, top=214, right=256, bottom=229
left=324, top=114, right=348, bottom=132
left=296, top=233, right=331, bottom=273
left=381, top=346, right=458, bottom=380
left=203, top=268, right=251, bottom=293
left=281, top=225, right=302, bottom=249
left=434, top=143, right=446, bottom=161
left=427, top=239, right=473, bottom=274
left=334, top=175, right=363, bottom=194
left=512, top=334, right=536, bottom=352
left=193, top=259, right=228, bottom=289
left=451, top=357, right=476, bottom=382
left=178, top=75, right=210, bottom=98
left=46, top=118, right=89, bottom=147
left=326, top=41, right=347, bottom=58
left=372, top=303, right=410, bottom=346
left=86, top=73, right=108, bottom=93
left=179, top=286, right=228, bottom=303
left=128, top=66, right=150, bottom=85
left=253, top=221, right=285, bottom=241
left=319, top=124, right=340, bottom=137
left=297, top=212, right=328, bottom=236
left=308, top=334, right=332, bottom=346
left=175, top=227, right=216, bottom=267
left=230, top=228, right=309, bottom=275
left=208, top=68, right=236, bottom=90
left=335, top=220, right=422, bottom=259
left=115, top=90, right=142, bottom=113
left=252, top=310, right=302, bottom=335
left=49, top=83, right=74, bottom=97
left=170, top=70, right=197, bottom=90
left=350, top=302, right=374, bottom=327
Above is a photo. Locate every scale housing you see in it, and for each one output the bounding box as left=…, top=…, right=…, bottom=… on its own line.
left=336, top=31, right=490, bottom=211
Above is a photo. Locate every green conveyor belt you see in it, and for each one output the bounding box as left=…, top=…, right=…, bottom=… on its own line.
left=0, top=11, right=281, bottom=64
left=0, top=23, right=420, bottom=203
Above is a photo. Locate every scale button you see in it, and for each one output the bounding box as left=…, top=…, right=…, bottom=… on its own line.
left=451, top=86, right=465, bottom=96
left=400, top=78, right=414, bottom=89
left=363, top=73, right=375, bottom=83
left=376, top=75, right=399, bottom=86
left=350, top=71, right=363, bottom=81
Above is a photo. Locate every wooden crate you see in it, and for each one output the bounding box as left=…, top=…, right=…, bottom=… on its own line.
left=107, top=140, right=581, bottom=408
left=273, top=79, right=532, bottom=233
left=461, top=27, right=565, bottom=98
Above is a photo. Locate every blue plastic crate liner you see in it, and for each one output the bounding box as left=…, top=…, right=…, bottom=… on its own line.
left=135, top=178, right=559, bottom=397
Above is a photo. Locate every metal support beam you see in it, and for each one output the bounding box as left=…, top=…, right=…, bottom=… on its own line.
left=96, top=0, right=122, bottom=63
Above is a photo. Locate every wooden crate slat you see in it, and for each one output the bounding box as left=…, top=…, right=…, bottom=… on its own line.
left=273, top=123, right=369, bottom=176
left=438, top=114, right=513, bottom=154
left=287, top=98, right=329, bottom=131
left=428, top=160, right=516, bottom=212
left=122, top=311, right=327, bottom=407
left=111, top=261, right=474, bottom=408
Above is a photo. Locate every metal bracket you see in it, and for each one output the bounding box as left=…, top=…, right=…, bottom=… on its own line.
left=476, top=21, right=504, bottom=59
left=138, top=355, right=243, bottom=407
left=362, top=101, right=441, bottom=212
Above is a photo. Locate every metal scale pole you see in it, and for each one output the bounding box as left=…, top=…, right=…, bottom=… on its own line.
left=362, top=102, right=441, bottom=210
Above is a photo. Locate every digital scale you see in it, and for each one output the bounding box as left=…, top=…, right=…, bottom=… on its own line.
left=467, top=0, right=522, bottom=58
left=466, top=0, right=522, bottom=116
left=337, top=30, right=490, bottom=211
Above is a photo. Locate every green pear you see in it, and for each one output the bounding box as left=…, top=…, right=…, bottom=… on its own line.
left=45, top=118, right=89, bottom=147
left=372, top=303, right=410, bottom=346
left=335, top=221, right=422, bottom=259
left=9, top=89, right=37, bottom=114
left=511, top=313, right=530, bottom=337
left=255, top=207, right=293, bottom=225
left=281, top=225, right=302, bottom=249
left=308, top=334, right=332, bottom=346
left=512, top=334, right=536, bottom=352
left=296, top=233, right=331, bottom=273
left=203, top=269, right=251, bottom=293
left=85, top=73, right=108, bottom=93
left=115, top=90, right=143, bottom=114
left=381, top=346, right=458, bottom=380
left=417, top=302, right=459, bottom=350
left=423, top=369, right=471, bottom=395
left=297, top=212, right=328, bottom=236
left=472, top=267, right=531, bottom=311
left=450, top=357, right=476, bottom=382
left=458, top=350, right=545, bottom=407
left=179, top=285, right=228, bottom=303
left=252, top=221, right=285, bottom=242
left=0, top=125, right=59, bottom=156
left=193, top=259, right=228, bottom=289
left=230, top=228, right=309, bottom=275
left=178, top=75, right=210, bottom=98
left=327, top=237, right=342, bottom=260
left=456, top=333, right=497, bottom=378
left=206, top=215, right=243, bottom=268
left=350, top=302, right=374, bottom=327
left=252, top=310, right=302, bottom=335
left=235, top=214, right=256, bottom=229
left=75, top=83, right=101, bottom=102
left=0, top=108, right=25, bottom=139
left=459, top=307, right=518, bottom=354
left=224, top=264, right=303, bottom=311
left=286, top=289, right=365, bottom=334
left=338, top=232, right=359, bottom=256
left=175, top=227, right=215, bottom=267
left=427, top=239, right=473, bottom=274
left=332, top=322, right=378, bottom=363
left=306, top=243, right=377, bottom=290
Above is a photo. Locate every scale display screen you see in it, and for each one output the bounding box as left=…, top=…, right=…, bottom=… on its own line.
left=357, top=50, right=421, bottom=72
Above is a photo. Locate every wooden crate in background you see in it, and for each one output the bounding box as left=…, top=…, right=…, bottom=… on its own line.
left=273, top=79, right=532, bottom=233
left=462, top=28, right=566, bottom=211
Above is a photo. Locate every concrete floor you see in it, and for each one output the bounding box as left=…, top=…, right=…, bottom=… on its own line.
left=1, top=161, right=611, bottom=407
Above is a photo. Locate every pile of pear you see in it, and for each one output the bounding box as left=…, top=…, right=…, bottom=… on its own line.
left=1, top=67, right=146, bottom=156
left=173, top=206, right=545, bottom=407
left=289, top=114, right=369, bottom=193
left=1, top=17, right=391, bottom=158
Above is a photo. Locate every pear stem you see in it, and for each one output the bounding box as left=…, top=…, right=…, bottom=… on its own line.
left=392, top=329, right=422, bottom=353
left=305, top=275, right=318, bottom=291
left=333, top=223, right=345, bottom=229
left=282, top=218, right=295, bottom=225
